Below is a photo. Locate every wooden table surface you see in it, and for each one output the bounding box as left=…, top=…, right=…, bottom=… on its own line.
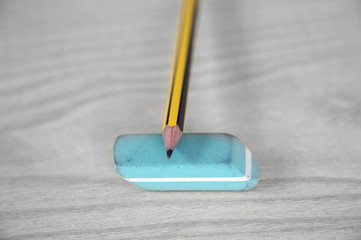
left=1, top=0, right=361, bottom=239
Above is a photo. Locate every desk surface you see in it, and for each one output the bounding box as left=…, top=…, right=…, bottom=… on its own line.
left=1, top=0, right=361, bottom=239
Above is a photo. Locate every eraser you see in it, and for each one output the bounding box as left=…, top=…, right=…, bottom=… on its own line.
left=113, top=133, right=260, bottom=191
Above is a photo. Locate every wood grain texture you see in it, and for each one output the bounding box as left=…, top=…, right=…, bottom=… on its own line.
left=1, top=0, right=361, bottom=239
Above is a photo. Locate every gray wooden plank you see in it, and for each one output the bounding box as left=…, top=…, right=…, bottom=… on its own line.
left=1, top=0, right=361, bottom=239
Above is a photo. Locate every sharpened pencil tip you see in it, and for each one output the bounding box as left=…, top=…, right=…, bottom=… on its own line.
left=166, top=149, right=173, bottom=158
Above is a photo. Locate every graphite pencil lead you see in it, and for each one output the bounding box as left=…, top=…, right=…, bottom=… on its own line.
left=166, top=149, right=173, bottom=159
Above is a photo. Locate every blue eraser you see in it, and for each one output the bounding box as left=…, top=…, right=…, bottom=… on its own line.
left=113, top=133, right=260, bottom=191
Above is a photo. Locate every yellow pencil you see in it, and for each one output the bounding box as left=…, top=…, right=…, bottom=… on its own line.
left=162, top=0, right=199, bottom=158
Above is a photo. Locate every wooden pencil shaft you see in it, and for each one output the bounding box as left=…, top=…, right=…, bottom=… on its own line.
left=163, top=0, right=198, bottom=131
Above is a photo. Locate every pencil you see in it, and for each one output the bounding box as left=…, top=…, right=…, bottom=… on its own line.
left=162, top=0, right=199, bottom=158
